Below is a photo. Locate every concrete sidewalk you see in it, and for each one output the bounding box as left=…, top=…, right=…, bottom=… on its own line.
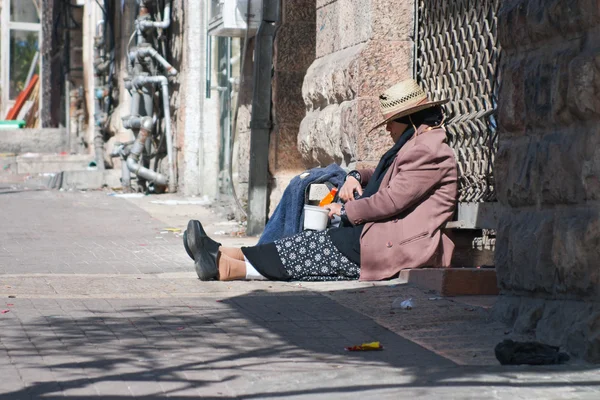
left=0, top=187, right=598, bottom=399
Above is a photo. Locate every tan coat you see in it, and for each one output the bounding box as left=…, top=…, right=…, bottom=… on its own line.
left=344, top=125, right=458, bottom=281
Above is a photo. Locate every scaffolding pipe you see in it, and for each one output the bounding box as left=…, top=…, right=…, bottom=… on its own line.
left=132, top=75, right=176, bottom=192
left=126, top=117, right=168, bottom=186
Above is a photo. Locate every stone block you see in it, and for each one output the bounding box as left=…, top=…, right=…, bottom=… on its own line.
left=582, top=126, right=600, bottom=201
left=538, top=132, right=586, bottom=205
left=372, top=0, right=414, bottom=42
left=338, top=0, right=372, bottom=49
left=567, top=51, right=600, bottom=120
left=339, top=100, right=358, bottom=163
left=316, top=2, right=340, bottom=58
left=551, top=208, right=600, bottom=297
left=297, top=99, right=359, bottom=167
left=283, top=0, right=316, bottom=23
left=496, top=207, right=600, bottom=299
left=298, top=106, right=345, bottom=167
left=356, top=97, right=394, bottom=162
left=495, top=209, right=556, bottom=294
left=522, top=54, right=567, bottom=130
left=546, top=0, right=600, bottom=38
left=355, top=40, right=413, bottom=98
left=495, top=137, right=539, bottom=208
left=498, top=0, right=531, bottom=52
left=269, top=123, right=306, bottom=174
left=268, top=172, right=298, bottom=216
left=493, top=296, right=600, bottom=362
left=513, top=298, right=545, bottom=334
left=498, top=130, right=592, bottom=207
left=302, top=43, right=364, bottom=110
left=499, top=0, right=600, bottom=52
left=273, top=71, right=308, bottom=126
left=274, top=22, right=316, bottom=73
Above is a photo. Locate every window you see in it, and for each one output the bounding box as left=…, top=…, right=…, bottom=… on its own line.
left=1, top=0, right=42, bottom=116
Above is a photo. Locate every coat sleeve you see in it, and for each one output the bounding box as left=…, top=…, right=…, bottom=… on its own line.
left=357, top=168, right=375, bottom=186
left=345, top=144, right=444, bottom=224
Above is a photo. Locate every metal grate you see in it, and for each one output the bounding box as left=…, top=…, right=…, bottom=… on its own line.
left=416, top=0, right=501, bottom=203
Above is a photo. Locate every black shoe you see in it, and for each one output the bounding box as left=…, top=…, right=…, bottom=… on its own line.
left=183, top=230, right=194, bottom=260
left=186, top=220, right=221, bottom=281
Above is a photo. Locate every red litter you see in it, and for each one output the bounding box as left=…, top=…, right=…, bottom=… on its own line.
left=1, top=310, right=10, bottom=314
left=176, top=326, right=185, bottom=331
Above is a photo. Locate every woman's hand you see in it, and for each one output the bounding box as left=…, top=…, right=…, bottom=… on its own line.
left=339, top=176, right=363, bottom=202
left=323, top=203, right=342, bottom=219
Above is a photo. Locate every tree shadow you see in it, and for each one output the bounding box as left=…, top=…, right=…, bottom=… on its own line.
left=1, top=289, right=599, bottom=398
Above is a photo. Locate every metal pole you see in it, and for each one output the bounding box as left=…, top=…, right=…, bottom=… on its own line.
left=247, top=0, right=280, bottom=235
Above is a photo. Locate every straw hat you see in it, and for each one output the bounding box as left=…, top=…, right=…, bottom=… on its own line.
left=371, top=79, right=449, bottom=131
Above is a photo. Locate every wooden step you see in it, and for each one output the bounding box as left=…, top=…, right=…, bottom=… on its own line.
left=398, top=268, right=499, bottom=296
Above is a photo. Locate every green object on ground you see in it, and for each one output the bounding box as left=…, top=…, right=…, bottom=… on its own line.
left=0, top=120, right=26, bottom=129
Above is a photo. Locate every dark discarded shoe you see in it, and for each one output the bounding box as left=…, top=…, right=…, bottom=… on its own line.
left=183, top=230, right=194, bottom=261
left=186, top=220, right=221, bottom=281
left=495, top=339, right=570, bottom=365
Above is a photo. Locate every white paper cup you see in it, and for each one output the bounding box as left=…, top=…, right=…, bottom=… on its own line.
left=303, top=205, right=329, bottom=231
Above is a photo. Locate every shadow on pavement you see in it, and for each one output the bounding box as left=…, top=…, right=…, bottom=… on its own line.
left=1, top=288, right=599, bottom=399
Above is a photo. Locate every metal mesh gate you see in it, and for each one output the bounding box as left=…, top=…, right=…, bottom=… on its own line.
left=416, top=0, right=501, bottom=203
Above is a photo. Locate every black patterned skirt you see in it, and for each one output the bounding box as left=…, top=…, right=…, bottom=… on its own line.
left=242, top=230, right=360, bottom=281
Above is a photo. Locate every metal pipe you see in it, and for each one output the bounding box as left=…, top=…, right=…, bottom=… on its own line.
left=135, top=46, right=178, bottom=76
left=126, top=117, right=168, bottom=186
left=121, top=156, right=132, bottom=190
left=132, top=75, right=176, bottom=192
left=247, top=0, right=281, bottom=235
left=139, top=1, right=171, bottom=30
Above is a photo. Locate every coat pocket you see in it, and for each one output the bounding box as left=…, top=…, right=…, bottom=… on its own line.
left=399, top=231, right=428, bottom=246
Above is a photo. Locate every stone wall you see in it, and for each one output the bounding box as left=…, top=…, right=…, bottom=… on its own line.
left=494, top=0, right=600, bottom=362
left=266, top=0, right=317, bottom=212
left=298, top=0, right=415, bottom=170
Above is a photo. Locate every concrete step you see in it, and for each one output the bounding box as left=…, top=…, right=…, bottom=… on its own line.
left=55, top=169, right=123, bottom=190
left=399, top=268, right=499, bottom=296
left=0, top=128, right=67, bottom=154
left=16, top=154, right=95, bottom=174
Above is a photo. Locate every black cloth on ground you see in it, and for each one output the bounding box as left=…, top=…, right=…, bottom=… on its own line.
left=241, top=243, right=292, bottom=281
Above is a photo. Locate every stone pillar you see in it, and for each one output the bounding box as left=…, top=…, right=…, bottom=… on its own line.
left=298, top=0, right=415, bottom=169
left=494, top=0, right=600, bottom=362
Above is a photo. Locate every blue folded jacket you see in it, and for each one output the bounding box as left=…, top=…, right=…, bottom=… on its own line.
left=258, top=164, right=347, bottom=244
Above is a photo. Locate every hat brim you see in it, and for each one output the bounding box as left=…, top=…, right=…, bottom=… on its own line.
left=369, top=99, right=449, bottom=132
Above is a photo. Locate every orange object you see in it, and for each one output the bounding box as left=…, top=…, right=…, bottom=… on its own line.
left=345, top=341, right=383, bottom=351
left=6, top=75, right=39, bottom=120
left=319, top=187, right=338, bottom=207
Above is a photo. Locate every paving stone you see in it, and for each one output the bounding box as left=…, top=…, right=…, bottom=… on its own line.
left=0, top=190, right=598, bottom=398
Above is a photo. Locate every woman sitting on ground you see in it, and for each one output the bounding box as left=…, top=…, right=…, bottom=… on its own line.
left=184, top=79, right=458, bottom=281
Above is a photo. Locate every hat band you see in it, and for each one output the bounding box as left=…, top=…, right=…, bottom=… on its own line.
left=381, top=96, right=431, bottom=120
